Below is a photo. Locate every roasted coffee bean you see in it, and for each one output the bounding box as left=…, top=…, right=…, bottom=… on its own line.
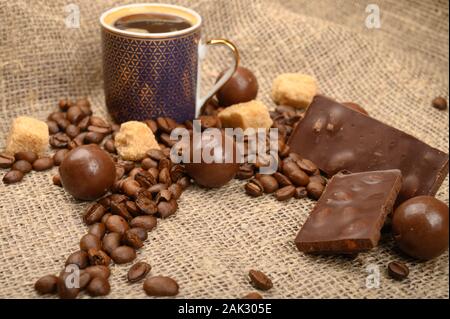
left=80, top=233, right=102, bottom=251
left=147, top=167, right=160, bottom=180
left=83, top=203, right=106, bottom=225
left=236, top=164, right=254, bottom=180
left=101, top=212, right=112, bottom=224
left=162, top=147, right=171, bottom=158
left=287, top=169, right=309, bottom=186
left=65, top=250, right=89, bottom=269
left=177, top=176, right=191, bottom=189
left=0, top=153, right=15, bottom=169
left=115, top=165, right=125, bottom=180
left=147, top=149, right=165, bottom=161
left=127, top=262, right=151, bottom=283
left=12, top=160, right=32, bottom=174
left=89, top=223, right=106, bottom=239
left=119, top=161, right=135, bottom=174
left=242, top=292, right=263, bottom=299
left=294, top=186, right=308, bottom=199
left=88, top=125, right=111, bottom=134
left=50, top=132, right=70, bottom=148
left=156, top=117, right=177, bottom=134
left=53, top=149, right=69, bottom=166
left=57, top=271, right=80, bottom=299
left=87, top=248, right=111, bottom=266
left=3, top=170, right=24, bottom=184
left=65, top=124, right=80, bottom=139
left=129, top=215, right=157, bottom=231
left=84, top=132, right=105, bottom=144
left=282, top=159, right=299, bottom=174
left=102, top=232, right=122, bottom=255
left=257, top=175, right=279, bottom=193
left=309, top=175, right=326, bottom=186
left=101, top=139, right=115, bottom=154
left=272, top=172, right=292, bottom=187
left=147, top=183, right=167, bottom=195
left=52, top=174, right=62, bottom=186
left=158, top=167, right=171, bottom=184
left=122, top=179, right=141, bottom=198
left=141, top=157, right=158, bottom=170
left=198, top=115, right=219, bottom=129
left=388, top=261, right=409, bottom=281
left=110, top=201, right=133, bottom=221
left=77, top=115, right=90, bottom=131
left=128, top=227, right=148, bottom=241
left=75, top=98, right=90, bottom=109
left=47, top=120, right=60, bottom=134
left=136, top=194, right=158, bottom=215
left=155, top=189, right=172, bottom=203
left=125, top=201, right=140, bottom=216
left=84, top=265, right=110, bottom=280
left=306, top=182, right=324, bottom=200
left=14, top=151, right=38, bottom=163
left=48, top=111, right=65, bottom=122
left=86, top=276, right=110, bottom=296
left=144, top=119, right=158, bottom=133
left=78, top=272, right=92, bottom=290
left=278, top=143, right=290, bottom=158
left=160, top=133, right=177, bottom=147
left=105, top=215, right=129, bottom=234
left=89, top=116, right=110, bottom=128
left=432, top=96, right=447, bottom=110
left=296, top=158, right=318, bottom=175
left=143, top=276, right=179, bottom=296
left=67, top=106, right=85, bottom=124
left=59, top=99, right=72, bottom=111
left=158, top=158, right=172, bottom=170
left=73, top=132, right=87, bottom=147
left=56, top=117, right=71, bottom=130
left=34, top=275, right=58, bottom=294
left=123, top=229, right=144, bottom=249
left=111, top=246, right=136, bottom=264
left=109, top=193, right=128, bottom=203
left=245, top=179, right=264, bottom=197
left=168, top=183, right=183, bottom=200
left=249, top=269, right=273, bottom=291
left=135, top=170, right=157, bottom=188
left=157, top=199, right=178, bottom=218
left=275, top=185, right=296, bottom=201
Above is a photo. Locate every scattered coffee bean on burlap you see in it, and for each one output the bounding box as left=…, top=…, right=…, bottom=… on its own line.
left=143, top=276, right=179, bottom=296
left=387, top=261, right=409, bottom=281
left=127, top=262, right=152, bottom=283
left=248, top=270, right=273, bottom=291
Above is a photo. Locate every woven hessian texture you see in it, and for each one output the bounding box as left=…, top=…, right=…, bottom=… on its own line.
left=0, top=0, right=448, bottom=298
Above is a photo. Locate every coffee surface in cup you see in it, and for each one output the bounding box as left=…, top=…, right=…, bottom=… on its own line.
left=114, top=13, right=192, bottom=34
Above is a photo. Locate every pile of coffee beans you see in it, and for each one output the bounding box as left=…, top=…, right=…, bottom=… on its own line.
left=1, top=151, right=54, bottom=184
left=202, top=100, right=327, bottom=201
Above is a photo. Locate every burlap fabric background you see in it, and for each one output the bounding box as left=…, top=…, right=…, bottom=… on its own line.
left=0, top=0, right=448, bottom=298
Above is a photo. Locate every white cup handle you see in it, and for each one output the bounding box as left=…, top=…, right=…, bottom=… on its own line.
left=196, top=39, right=240, bottom=116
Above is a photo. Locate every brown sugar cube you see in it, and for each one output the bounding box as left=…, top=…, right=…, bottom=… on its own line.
left=218, top=100, right=273, bottom=130
left=271, top=73, right=318, bottom=108
left=5, top=116, right=49, bottom=155
left=114, top=121, right=160, bottom=161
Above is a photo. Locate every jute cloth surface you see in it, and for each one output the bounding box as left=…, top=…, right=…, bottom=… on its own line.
left=0, top=0, right=448, bottom=298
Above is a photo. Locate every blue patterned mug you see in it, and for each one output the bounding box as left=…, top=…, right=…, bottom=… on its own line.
left=100, top=3, right=239, bottom=124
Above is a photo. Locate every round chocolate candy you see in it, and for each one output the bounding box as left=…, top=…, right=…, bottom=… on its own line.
left=216, top=66, right=258, bottom=107
left=392, top=196, right=449, bottom=260
left=59, top=144, right=116, bottom=200
left=184, top=131, right=239, bottom=188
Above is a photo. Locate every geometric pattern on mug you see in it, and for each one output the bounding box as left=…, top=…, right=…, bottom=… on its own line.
left=102, top=30, right=200, bottom=123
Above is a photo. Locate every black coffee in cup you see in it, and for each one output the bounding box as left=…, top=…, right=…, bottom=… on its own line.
left=114, top=13, right=192, bottom=33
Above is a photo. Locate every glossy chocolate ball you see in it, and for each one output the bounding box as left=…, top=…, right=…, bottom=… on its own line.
left=216, top=66, right=258, bottom=107
left=184, top=131, right=239, bottom=188
left=392, top=196, right=449, bottom=260
left=59, top=144, right=116, bottom=200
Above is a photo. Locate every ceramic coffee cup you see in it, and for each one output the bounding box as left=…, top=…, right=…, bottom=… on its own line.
left=100, top=3, right=239, bottom=123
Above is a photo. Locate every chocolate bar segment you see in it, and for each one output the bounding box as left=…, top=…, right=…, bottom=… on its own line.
left=288, top=95, right=449, bottom=204
left=295, top=169, right=402, bottom=254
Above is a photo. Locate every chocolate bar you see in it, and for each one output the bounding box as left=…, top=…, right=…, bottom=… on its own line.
left=288, top=95, right=449, bottom=204
left=295, top=170, right=402, bottom=254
